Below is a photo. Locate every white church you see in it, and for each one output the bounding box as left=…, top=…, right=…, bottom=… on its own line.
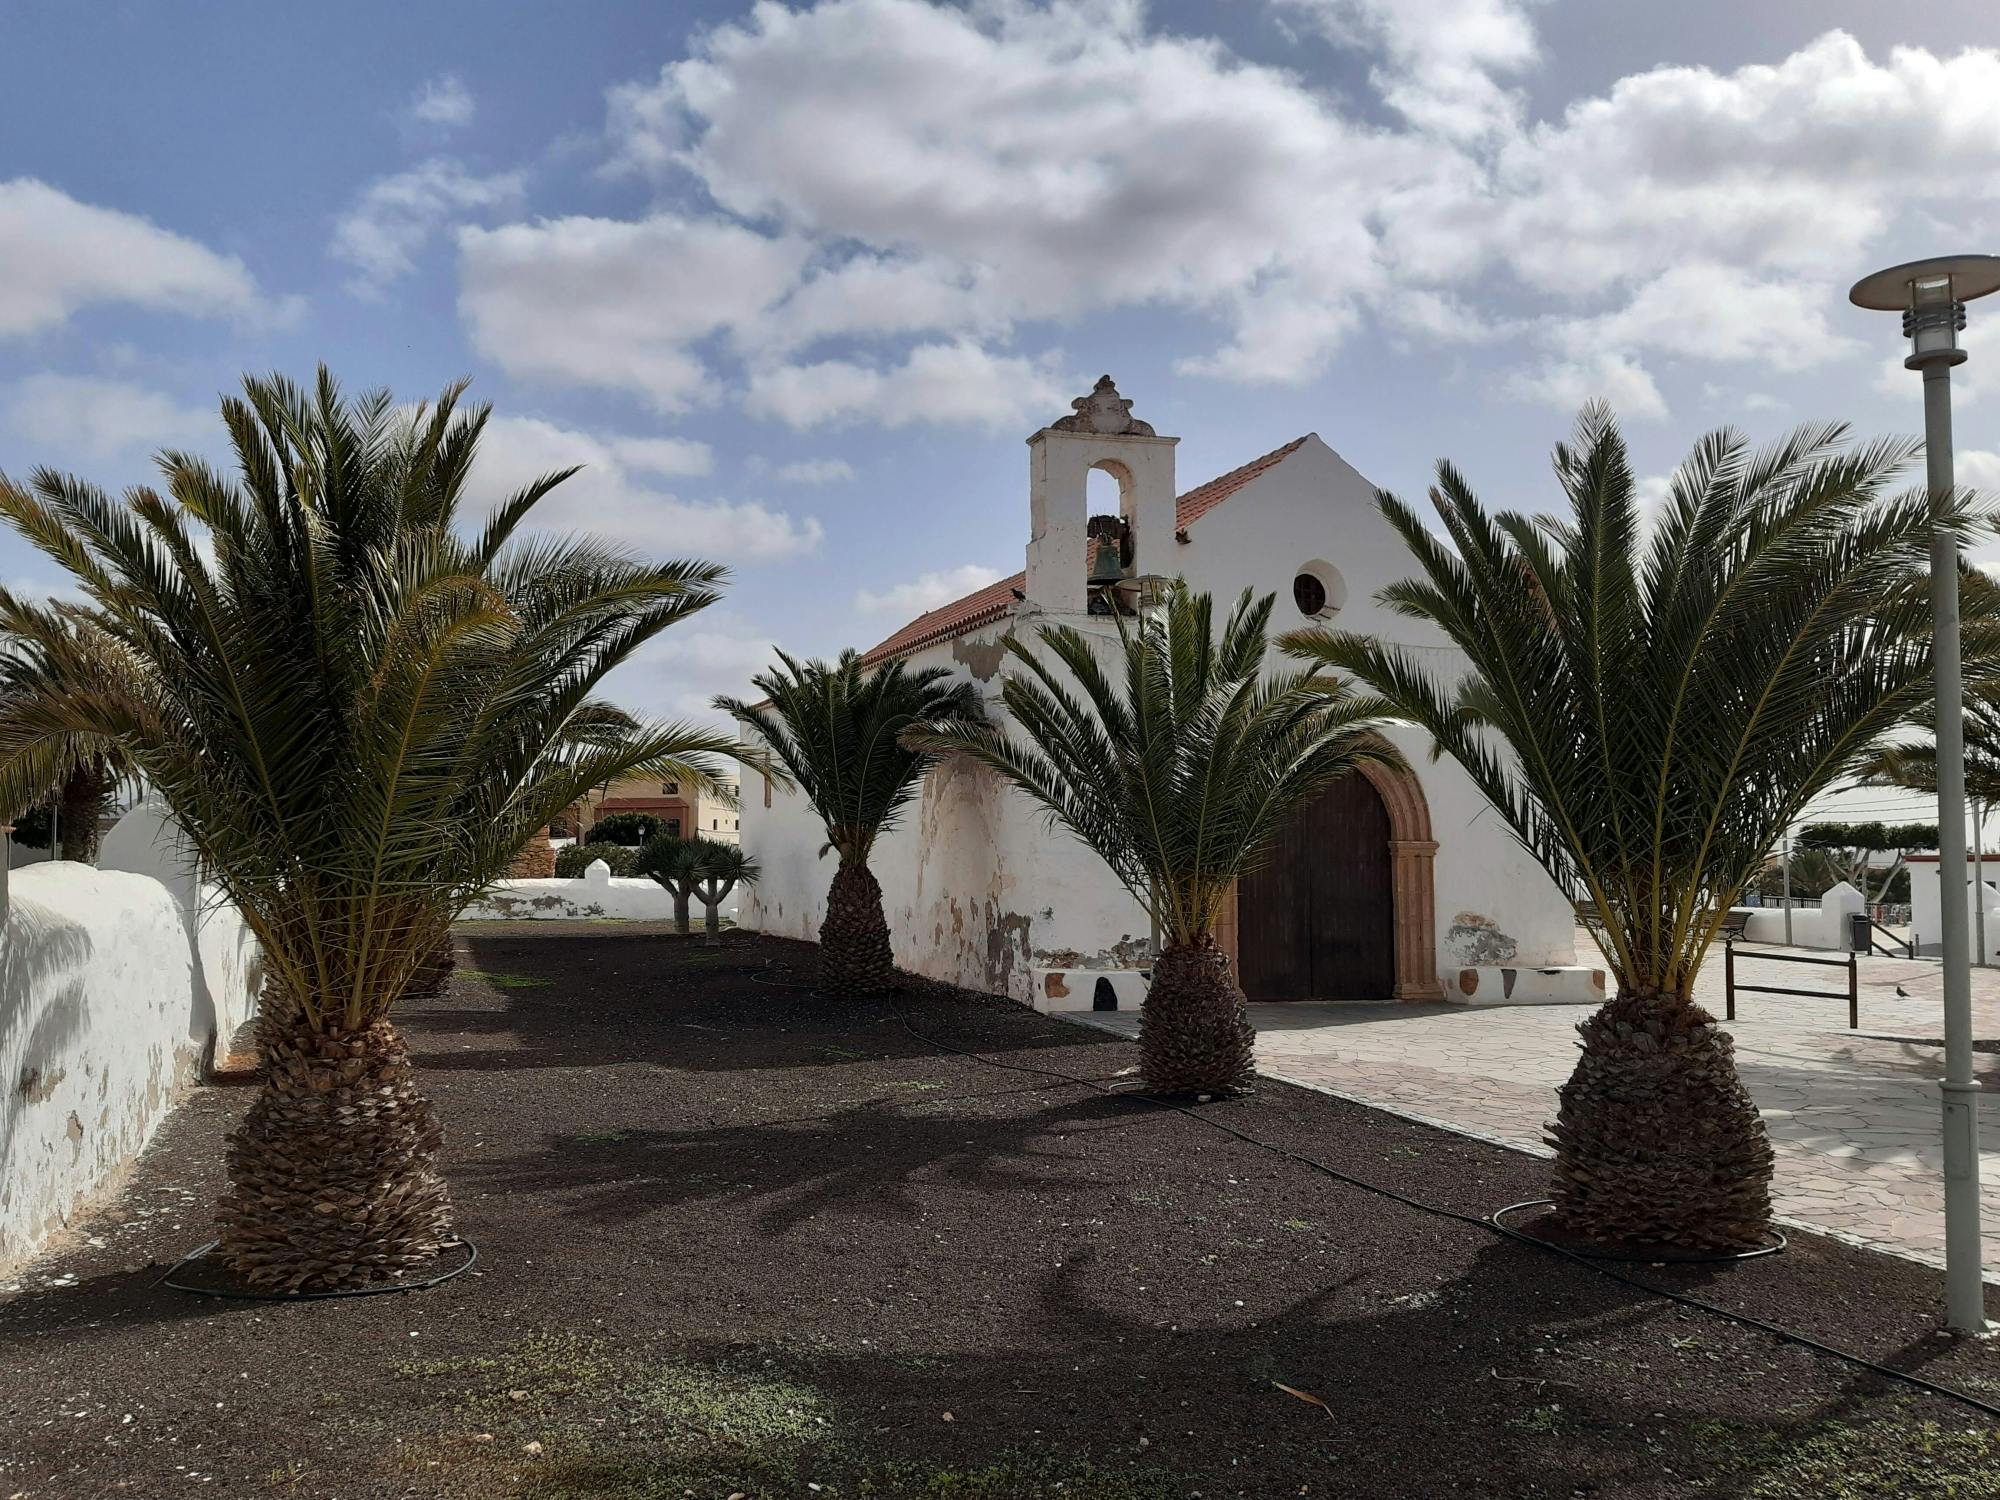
left=740, top=378, right=1594, bottom=1011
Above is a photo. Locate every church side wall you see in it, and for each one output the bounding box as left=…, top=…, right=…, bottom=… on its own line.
left=738, top=625, right=1153, bottom=1001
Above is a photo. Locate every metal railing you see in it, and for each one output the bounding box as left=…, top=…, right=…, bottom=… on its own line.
left=1724, top=940, right=1858, bottom=1030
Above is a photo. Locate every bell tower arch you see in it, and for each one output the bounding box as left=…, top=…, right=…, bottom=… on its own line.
left=1024, top=376, right=1177, bottom=615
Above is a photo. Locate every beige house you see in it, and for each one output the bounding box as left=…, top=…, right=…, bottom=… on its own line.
left=563, top=768, right=741, bottom=845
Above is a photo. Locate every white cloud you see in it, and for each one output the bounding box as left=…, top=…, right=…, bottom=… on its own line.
left=774, top=458, right=854, bottom=485
left=609, top=436, right=713, bottom=479
left=334, top=159, right=524, bottom=295
left=1503, top=352, right=1666, bottom=422
left=1277, top=0, right=1543, bottom=141
left=1958, top=449, right=2000, bottom=499
left=409, top=74, right=475, bottom=129
left=456, top=9, right=2000, bottom=425
left=472, top=415, right=820, bottom=561
left=1, top=374, right=211, bottom=459
left=745, top=342, right=1068, bottom=431
left=855, top=563, right=1004, bottom=617
left=458, top=213, right=810, bottom=412
left=613, top=615, right=784, bottom=726
left=606, top=0, right=1406, bottom=383
left=0, top=178, right=291, bottom=337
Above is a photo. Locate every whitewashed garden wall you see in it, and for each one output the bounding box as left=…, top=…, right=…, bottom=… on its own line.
left=1, top=800, right=260, bottom=1274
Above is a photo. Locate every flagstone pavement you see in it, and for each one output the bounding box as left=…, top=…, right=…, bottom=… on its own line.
left=1073, top=931, right=2000, bottom=1278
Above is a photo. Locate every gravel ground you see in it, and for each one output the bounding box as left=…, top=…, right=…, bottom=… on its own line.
left=3, top=924, right=2000, bottom=1499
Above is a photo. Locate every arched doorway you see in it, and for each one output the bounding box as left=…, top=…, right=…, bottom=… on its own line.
left=1223, top=759, right=1442, bottom=1002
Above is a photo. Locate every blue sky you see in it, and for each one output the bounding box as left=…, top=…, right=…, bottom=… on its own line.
left=5, top=0, right=2000, bottom=785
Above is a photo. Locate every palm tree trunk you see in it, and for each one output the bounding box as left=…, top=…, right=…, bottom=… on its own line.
left=672, top=887, right=692, bottom=936
left=57, top=761, right=106, bottom=864
left=1547, top=988, right=1773, bottom=1250
left=215, top=1000, right=453, bottom=1292
left=1139, top=941, right=1256, bottom=1097
left=403, top=932, right=457, bottom=1002
left=703, top=898, right=722, bottom=945
left=820, top=858, right=895, bottom=997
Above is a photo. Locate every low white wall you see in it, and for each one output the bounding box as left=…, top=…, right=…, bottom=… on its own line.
left=1, top=853, right=260, bottom=1274
left=459, top=864, right=686, bottom=922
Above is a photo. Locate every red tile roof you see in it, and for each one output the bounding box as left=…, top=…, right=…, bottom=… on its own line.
left=861, top=435, right=1310, bottom=665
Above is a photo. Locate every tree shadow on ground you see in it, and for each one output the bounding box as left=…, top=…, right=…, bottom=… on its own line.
left=0, top=1262, right=255, bottom=1350
left=463, top=1088, right=1156, bottom=1234
left=410, top=931, right=1127, bottom=1079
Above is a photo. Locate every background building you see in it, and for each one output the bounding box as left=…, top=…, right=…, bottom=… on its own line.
left=563, top=768, right=742, bottom=845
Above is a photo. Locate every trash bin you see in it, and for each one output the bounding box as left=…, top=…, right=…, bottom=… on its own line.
left=1848, top=911, right=1871, bottom=953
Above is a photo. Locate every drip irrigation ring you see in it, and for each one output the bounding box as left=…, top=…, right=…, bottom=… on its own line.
left=1492, top=1200, right=1785, bottom=1263
left=159, top=1236, right=478, bottom=1301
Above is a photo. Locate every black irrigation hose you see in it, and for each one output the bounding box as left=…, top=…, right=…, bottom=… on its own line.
left=862, top=987, right=2000, bottom=1426
left=1492, top=1198, right=1785, bottom=1263
left=159, top=1237, right=478, bottom=1302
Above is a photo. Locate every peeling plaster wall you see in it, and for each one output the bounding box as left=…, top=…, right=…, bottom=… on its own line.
left=1, top=856, right=261, bottom=1275
left=741, top=432, right=1577, bottom=998
left=741, top=621, right=1152, bottom=1002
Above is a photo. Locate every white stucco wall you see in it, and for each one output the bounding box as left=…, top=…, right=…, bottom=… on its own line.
left=740, top=431, right=1579, bottom=1001
left=459, top=864, right=696, bottom=923
left=1907, top=856, right=2000, bottom=959
left=2, top=806, right=261, bottom=1274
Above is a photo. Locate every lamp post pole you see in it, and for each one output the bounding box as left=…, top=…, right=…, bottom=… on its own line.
left=1853, top=255, right=2000, bottom=1335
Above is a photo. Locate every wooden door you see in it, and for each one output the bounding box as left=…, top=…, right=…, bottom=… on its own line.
left=1236, top=773, right=1395, bottom=1001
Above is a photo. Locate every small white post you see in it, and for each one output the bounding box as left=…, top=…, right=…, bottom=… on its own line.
left=1782, top=834, right=1794, bottom=947
left=1976, top=801, right=1988, bottom=966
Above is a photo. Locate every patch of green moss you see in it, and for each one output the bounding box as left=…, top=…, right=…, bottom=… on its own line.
left=637, top=1359, right=836, bottom=1452
left=1702, top=1414, right=2000, bottom=1498
left=395, top=1332, right=615, bottom=1413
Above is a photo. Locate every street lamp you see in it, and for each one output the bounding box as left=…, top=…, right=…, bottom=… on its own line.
left=1851, top=253, right=2000, bottom=1335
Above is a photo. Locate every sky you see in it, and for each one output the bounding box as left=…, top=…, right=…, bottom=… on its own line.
left=4, top=0, right=2000, bottom=834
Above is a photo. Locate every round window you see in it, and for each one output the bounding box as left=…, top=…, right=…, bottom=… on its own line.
left=1293, top=560, right=1346, bottom=620
left=1293, top=572, right=1327, bottom=617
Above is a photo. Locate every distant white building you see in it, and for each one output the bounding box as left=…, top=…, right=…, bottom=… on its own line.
left=741, top=378, right=1584, bottom=1009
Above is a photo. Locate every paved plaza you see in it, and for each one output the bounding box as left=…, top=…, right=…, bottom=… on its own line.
left=1077, top=932, right=2000, bottom=1275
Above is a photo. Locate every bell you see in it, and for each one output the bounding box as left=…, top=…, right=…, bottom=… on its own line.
left=1088, top=533, right=1124, bottom=586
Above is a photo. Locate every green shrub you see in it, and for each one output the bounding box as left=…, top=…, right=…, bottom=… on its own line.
left=586, top=811, right=663, bottom=846
left=556, top=841, right=641, bottom=878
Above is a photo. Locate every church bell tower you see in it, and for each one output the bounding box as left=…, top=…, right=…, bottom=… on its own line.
left=1024, top=376, right=1177, bottom=616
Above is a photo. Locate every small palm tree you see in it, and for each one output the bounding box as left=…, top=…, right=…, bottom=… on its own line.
left=908, top=587, right=1399, bottom=1096
left=691, top=842, right=759, bottom=944
left=0, top=368, right=740, bottom=1291
left=718, top=652, right=980, bottom=996
left=1286, top=405, right=1994, bottom=1250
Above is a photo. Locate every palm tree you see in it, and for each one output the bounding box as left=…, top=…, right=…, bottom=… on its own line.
left=0, top=687, right=130, bottom=863
left=907, top=587, right=1399, bottom=1097
left=1285, top=404, right=1996, bottom=1250
left=691, top=841, right=759, bottom=944
left=0, top=367, right=740, bottom=1291
left=717, top=652, right=980, bottom=997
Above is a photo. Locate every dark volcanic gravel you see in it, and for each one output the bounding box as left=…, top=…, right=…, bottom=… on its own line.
left=4, top=924, right=2000, bottom=1499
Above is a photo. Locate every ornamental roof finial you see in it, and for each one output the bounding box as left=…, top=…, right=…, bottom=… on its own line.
left=1049, top=374, right=1155, bottom=437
